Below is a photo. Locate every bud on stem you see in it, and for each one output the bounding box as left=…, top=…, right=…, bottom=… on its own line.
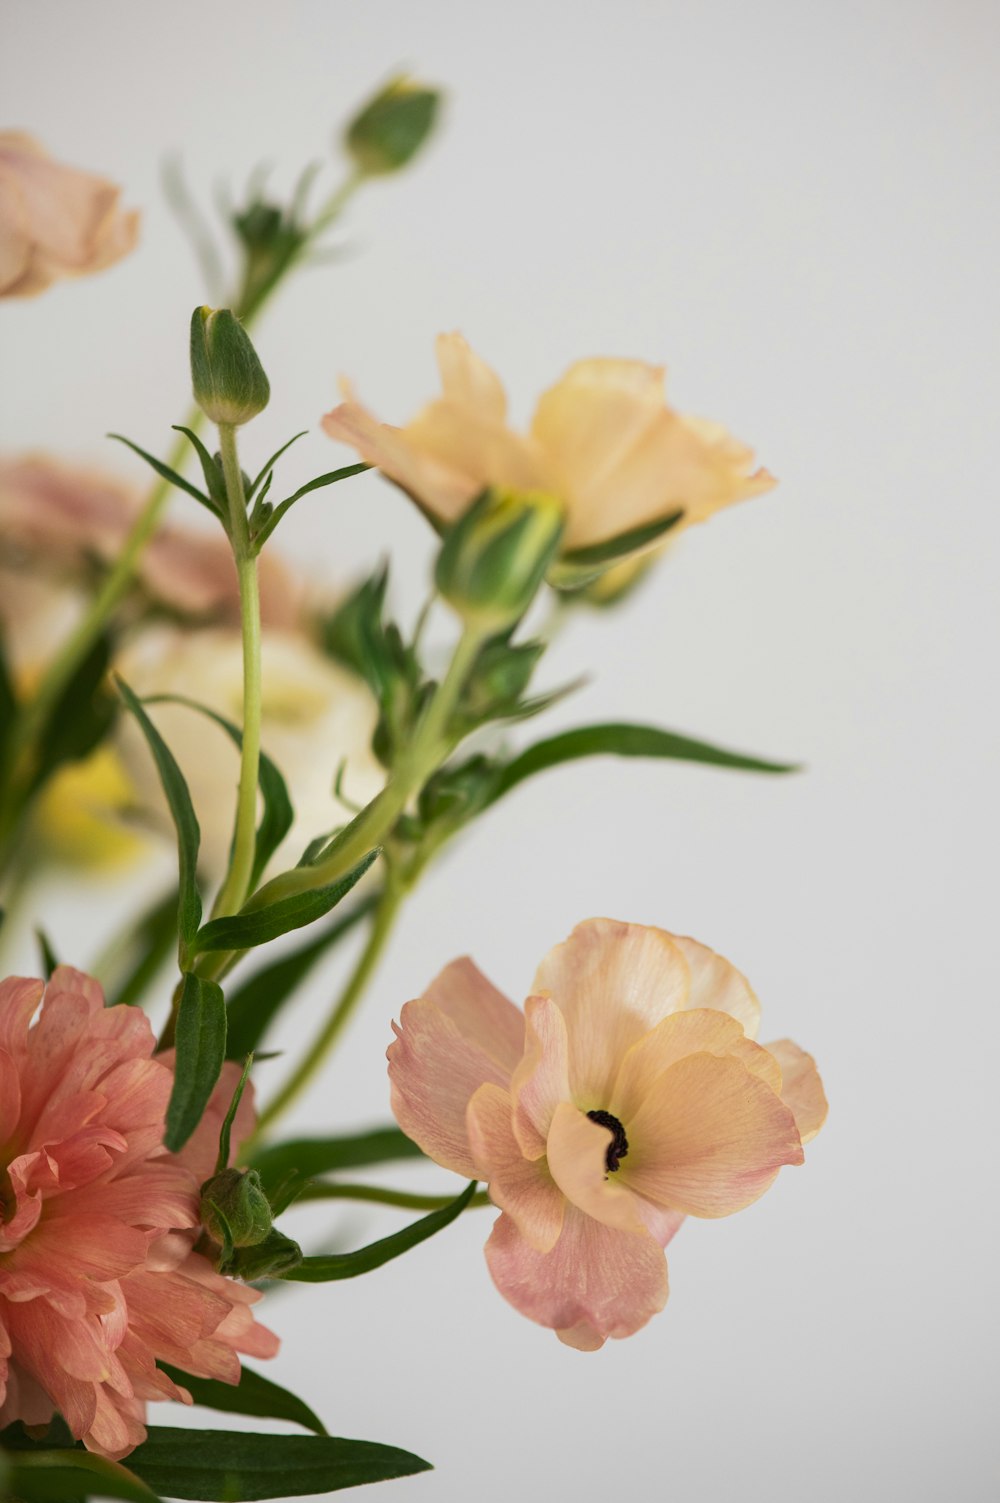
left=190, top=307, right=270, bottom=427
left=435, top=488, right=565, bottom=631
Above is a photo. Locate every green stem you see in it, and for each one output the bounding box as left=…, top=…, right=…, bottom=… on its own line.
left=209, top=424, right=262, bottom=921
left=250, top=869, right=405, bottom=1140
left=292, top=1182, right=492, bottom=1211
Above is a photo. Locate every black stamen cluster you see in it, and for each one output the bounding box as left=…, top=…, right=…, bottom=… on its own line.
left=586, top=1109, right=629, bottom=1173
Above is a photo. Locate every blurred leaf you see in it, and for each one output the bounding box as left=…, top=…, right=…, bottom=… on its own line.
left=164, top=972, right=226, bottom=1152
left=31, top=634, right=117, bottom=792
left=551, top=507, right=683, bottom=587
left=144, top=694, right=293, bottom=889
left=160, top=1363, right=326, bottom=1436
left=105, top=887, right=180, bottom=1008
left=489, top=721, right=799, bottom=804
left=225, top=894, right=377, bottom=1060
left=171, top=425, right=227, bottom=512
left=249, top=1124, right=424, bottom=1196
left=253, top=463, right=370, bottom=550
left=108, top=433, right=218, bottom=517
left=35, top=929, right=59, bottom=979
left=284, top=1180, right=477, bottom=1282
left=0, top=626, right=16, bottom=773
left=192, top=851, right=377, bottom=954
left=126, top=1427, right=431, bottom=1499
left=0, top=1448, right=159, bottom=1502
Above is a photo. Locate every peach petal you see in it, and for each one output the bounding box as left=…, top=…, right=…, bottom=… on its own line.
left=388, top=959, right=524, bottom=1176
left=322, top=395, right=474, bottom=523
left=545, top=1101, right=646, bottom=1235
left=625, top=1053, right=804, bottom=1218
left=0, top=1047, right=21, bottom=1141
left=671, top=935, right=761, bottom=1037
left=610, top=1008, right=750, bottom=1123
left=765, top=1039, right=828, bottom=1144
left=485, top=1206, right=669, bottom=1347
left=531, top=918, right=691, bottom=1103
left=509, top=995, right=571, bottom=1159
left=466, top=1083, right=564, bottom=1253
left=435, top=332, right=507, bottom=419
left=403, top=401, right=547, bottom=502
left=0, top=978, right=43, bottom=1057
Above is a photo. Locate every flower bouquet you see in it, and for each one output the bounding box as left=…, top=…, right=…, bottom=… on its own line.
left=0, top=78, right=826, bottom=1502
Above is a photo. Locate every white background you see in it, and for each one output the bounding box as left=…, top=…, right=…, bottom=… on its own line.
left=2, top=3, right=998, bottom=1500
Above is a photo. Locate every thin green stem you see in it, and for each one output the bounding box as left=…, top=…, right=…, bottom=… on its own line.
left=292, top=1182, right=492, bottom=1212
left=210, top=424, right=262, bottom=921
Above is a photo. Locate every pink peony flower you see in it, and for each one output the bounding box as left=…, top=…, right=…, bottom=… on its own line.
left=389, top=918, right=826, bottom=1350
left=0, top=967, right=277, bottom=1459
left=0, top=132, right=139, bottom=298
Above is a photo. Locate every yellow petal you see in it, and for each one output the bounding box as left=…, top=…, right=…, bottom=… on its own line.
left=435, top=332, right=508, bottom=420
left=765, top=1039, right=828, bottom=1144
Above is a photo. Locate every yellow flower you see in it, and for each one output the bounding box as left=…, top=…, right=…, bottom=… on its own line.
left=323, top=333, right=775, bottom=577
left=34, top=745, right=144, bottom=869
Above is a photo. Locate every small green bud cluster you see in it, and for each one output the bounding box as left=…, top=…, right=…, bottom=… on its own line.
left=345, top=78, right=441, bottom=176
left=435, top=488, right=565, bottom=631
left=190, top=306, right=270, bottom=428
left=200, top=1166, right=273, bottom=1249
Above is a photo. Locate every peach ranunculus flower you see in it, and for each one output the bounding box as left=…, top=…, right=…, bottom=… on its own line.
left=389, top=918, right=826, bottom=1350
left=323, top=333, right=775, bottom=572
left=0, top=132, right=139, bottom=298
left=0, top=966, right=277, bottom=1458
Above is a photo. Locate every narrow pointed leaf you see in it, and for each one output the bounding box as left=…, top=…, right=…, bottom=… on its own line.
left=159, top=1363, right=327, bottom=1436
left=35, top=929, right=59, bottom=979
left=30, top=633, right=116, bottom=791
left=489, top=721, right=799, bottom=804
left=192, top=850, right=377, bottom=953
left=105, top=887, right=180, bottom=1008
left=108, top=433, right=217, bottom=516
left=164, top=972, right=226, bottom=1152
left=253, top=462, right=370, bottom=549
left=249, top=1123, right=424, bottom=1196
left=225, top=894, right=377, bottom=1059
left=171, top=424, right=227, bottom=510
left=284, top=1179, right=477, bottom=1282
left=2, top=1449, right=160, bottom=1502
left=0, top=627, right=16, bottom=771
left=247, top=430, right=308, bottom=500
left=126, top=1428, right=431, bottom=1499
left=556, top=507, right=684, bottom=572
left=116, top=679, right=201, bottom=948
left=144, top=693, right=293, bottom=889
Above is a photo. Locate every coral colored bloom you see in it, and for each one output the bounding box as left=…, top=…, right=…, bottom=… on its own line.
left=389, top=919, right=826, bottom=1350
left=0, top=132, right=139, bottom=298
left=0, top=968, right=277, bottom=1458
left=323, top=334, right=775, bottom=558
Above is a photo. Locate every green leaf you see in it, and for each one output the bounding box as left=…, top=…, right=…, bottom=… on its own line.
left=1, top=1449, right=160, bottom=1502
left=0, top=625, right=16, bottom=774
left=249, top=1124, right=425, bottom=1197
left=164, top=972, right=226, bottom=1152
left=127, top=1428, right=431, bottom=1499
left=104, top=887, right=180, bottom=1008
left=35, top=929, right=59, bottom=979
left=171, top=424, right=227, bottom=511
left=108, top=433, right=218, bottom=517
left=30, top=633, right=117, bottom=792
left=192, top=851, right=377, bottom=954
left=225, top=894, right=377, bottom=1060
left=284, top=1180, right=477, bottom=1282
left=253, top=463, right=370, bottom=550
left=143, top=693, right=293, bottom=890
left=159, top=1363, right=326, bottom=1436
left=490, top=721, right=799, bottom=804
left=116, top=679, right=202, bottom=950
left=555, top=506, right=684, bottom=576
left=246, top=430, right=308, bottom=501
left=214, top=1054, right=253, bottom=1173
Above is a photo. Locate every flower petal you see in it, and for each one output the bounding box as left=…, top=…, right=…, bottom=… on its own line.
left=545, top=1102, right=646, bottom=1235
left=322, top=391, right=475, bottom=523
left=531, top=919, right=690, bottom=1104
left=435, top=333, right=507, bottom=420
left=388, top=959, right=524, bottom=1177
left=625, top=1052, right=804, bottom=1217
left=466, top=1083, right=564, bottom=1252
left=0, top=978, right=43, bottom=1057
left=509, top=995, right=571, bottom=1159
left=484, top=1205, right=669, bottom=1348
left=671, top=935, right=761, bottom=1037
left=765, top=1039, right=828, bottom=1144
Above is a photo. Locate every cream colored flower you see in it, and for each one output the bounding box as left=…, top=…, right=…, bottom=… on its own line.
left=0, top=132, right=139, bottom=298
left=323, top=334, right=775, bottom=564
left=115, top=625, right=385, bottom=878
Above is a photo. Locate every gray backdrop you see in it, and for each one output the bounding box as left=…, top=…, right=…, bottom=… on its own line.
left=2, top=2, right=997, bottom=1500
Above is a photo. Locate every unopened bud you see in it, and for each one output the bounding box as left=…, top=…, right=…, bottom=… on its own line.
left=229, top=1227, right=303, bottom=1281
left=435, top=488, right=565, bottom=630
left=345, top=77, right=441, bottom=176
left=190, top=306, right=270, bottom=427
left=200, top=1167, right=273, bottom=1248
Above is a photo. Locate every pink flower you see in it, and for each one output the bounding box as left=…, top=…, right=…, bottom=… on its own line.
left=389, top=919, right=826, bottom=1350
left=0, top=132, right=139, bottom=298
left=0, top=967, right=277, bottom=1459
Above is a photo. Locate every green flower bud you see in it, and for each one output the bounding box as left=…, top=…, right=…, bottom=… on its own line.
left=435, top=489, right=565, bottom=631
left=229, top=1228, right=303, bottom=1281
left=200, top=1167, right=273, bottom=1248
left=345, top=77, right=441, bottom=176
left=190, top=306, right=270, bottom=427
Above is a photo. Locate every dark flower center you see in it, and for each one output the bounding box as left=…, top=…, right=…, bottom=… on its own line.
left=586, top=1110, right=629, bottom=1173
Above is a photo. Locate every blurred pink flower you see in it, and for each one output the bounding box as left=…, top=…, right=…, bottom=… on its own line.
left=0, top=454, right=301, bottom=635
left=0, top=132, right=139, bottom=298
left=389, top=918, right=826, bottom=1350
left=323, top=333, right=775, bottom=554
left=0, top=967, right=277, bottom=1459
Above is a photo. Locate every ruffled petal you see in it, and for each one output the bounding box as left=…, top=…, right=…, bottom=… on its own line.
left=322, top=391, right=475, bottom=524
left=509, top=996, right=571, bottom=1159
left=625, top=1053, right=804, bottom=1217
left=545, top=1102, right=646, bottom=1235
left=0, top=977, right=43, bottom=1058
left=531, top=919, right=691, bottom=1104
left=484, top=1205, right=669, bottom=1348
left=610, top=1008, right=750, bottom=1123
left=670, top=935, right=761, bottom=1037
left=765, top=1039, right=828, bottom=1144
left=435, top=332, right=507, bottom=419
left=466, top=1083, right=564, bottom=1252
